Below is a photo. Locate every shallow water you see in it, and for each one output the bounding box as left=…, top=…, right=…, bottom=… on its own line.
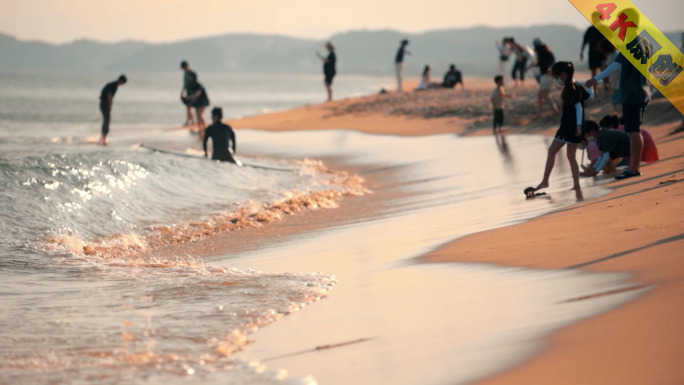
left=233, top=130, right=642, bottom=384
left=0, top=70, right=393, bottom=128
left=0, top=71, right=389, bottom=384
left=0, top=71, right=637, bottom=384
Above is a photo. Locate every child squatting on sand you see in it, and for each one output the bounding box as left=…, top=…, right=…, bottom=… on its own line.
left=534, top=61, right=593, bottom=193
left=581, top=119, right=631, bottom=177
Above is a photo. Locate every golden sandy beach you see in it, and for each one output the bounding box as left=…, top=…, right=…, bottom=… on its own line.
left=140, top=63, right=675, bottom=385
left=181, top=77, right=683, bottom=384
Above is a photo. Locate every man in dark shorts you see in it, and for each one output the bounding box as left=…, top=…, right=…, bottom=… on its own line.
left=203, top=107, right=237, bottom=163
left=587, top=52, right=649, bottom=179
left=98, top=74, right=127, bottom=145
left=580, top=26, right=608, bottom=94
left=316, top=42, right=336, bottom=102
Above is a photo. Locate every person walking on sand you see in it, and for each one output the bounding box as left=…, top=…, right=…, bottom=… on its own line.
left=586, top=51, right=649, bottom=180
left=394, top=39, right=410, bottom=92
left=98, top=74, right=127, bottom=146
left=316, top=42, right=336, bottom=102
left=203, top=107, right=237, bottom=163
left=184, top=72, right=210, bottom=139
left=534, top=62, right=593, bottom=193
left=491, top=75, right=511, bottom=133
left=528, top=38, right=558, bottom=118
left=180, top=61, right=196, bottom=127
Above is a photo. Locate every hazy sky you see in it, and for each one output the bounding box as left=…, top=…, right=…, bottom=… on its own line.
left=0, top=0, right=681, bottom=44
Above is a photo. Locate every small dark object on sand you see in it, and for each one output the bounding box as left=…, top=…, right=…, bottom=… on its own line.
left=524, top=186, right=547, bottom=199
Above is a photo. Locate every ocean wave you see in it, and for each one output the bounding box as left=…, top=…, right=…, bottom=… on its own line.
left=0, top=144, right=368, bottom=266
left=41, top=159, right=367, bottom=264
left=1, top=263, right=335, bottom=384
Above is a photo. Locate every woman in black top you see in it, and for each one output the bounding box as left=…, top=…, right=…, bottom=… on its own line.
left=317, top=42, right=336, bottom=102
left=534, top=61, right=592, bottom=194
left=185, top=72, right=210, bottom=139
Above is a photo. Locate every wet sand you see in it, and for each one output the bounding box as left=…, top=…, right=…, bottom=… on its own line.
left=180, top=77, right=683, bottom=384
left=423, top=122, right=684, bottom=383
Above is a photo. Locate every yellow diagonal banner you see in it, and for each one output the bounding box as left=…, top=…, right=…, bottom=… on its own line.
left=569, top=0, right=684, bottom=115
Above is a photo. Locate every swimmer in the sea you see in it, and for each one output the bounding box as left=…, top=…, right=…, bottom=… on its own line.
left=203, top=107, right=237, bottom=163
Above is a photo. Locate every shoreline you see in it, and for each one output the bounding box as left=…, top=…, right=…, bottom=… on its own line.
left=422, top=118, right=684, bottom=385
left=197, top=78, right=683, bottom=383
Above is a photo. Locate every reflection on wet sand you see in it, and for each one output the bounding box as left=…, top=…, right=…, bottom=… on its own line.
left=229, top=130, right=640, bottom=384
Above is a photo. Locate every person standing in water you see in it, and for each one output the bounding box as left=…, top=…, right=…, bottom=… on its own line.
left=490, top=75, right=510, bottom=133
left=316, top=42, right=336, bottom=102
left=180, top=61, right=196, bottom=127
left=98, top=74, right=127, bottom=146
left=394, top=39, right=410, bottom=92
left=184, top=72, right=210, bottom=139
left=203, top=107, right=237, bottom=163
left=534, top=61, right=593, bottom=193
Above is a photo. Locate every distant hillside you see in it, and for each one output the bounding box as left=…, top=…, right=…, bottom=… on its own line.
left=0, top=26, right=682, bottom=77
left=0, top=35, right=146, bottom=72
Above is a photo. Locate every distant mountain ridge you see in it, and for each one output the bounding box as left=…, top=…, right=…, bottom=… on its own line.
left=1, top=26, right=682, bottom=77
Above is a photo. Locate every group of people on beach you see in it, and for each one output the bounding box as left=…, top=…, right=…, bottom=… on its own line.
left=416, top=64, right=464, bottom=90
left=394, top=39, right=465, bottom=91
left=318, top=30, right=670, bottom=192
left=487, top=28, right=658, bottom=196
left=313, top=38, right=466, bottom=100
left=98, top=25, right=671, bottom=189
left=490, top=36, right=559, bottom=134
left=98, top=61, right=237, bottom=163
left=503, top=37, right=560, bottom=119
left=100, top=36, right=468, bottom=147
left=492, top=29, right=620, bottom=127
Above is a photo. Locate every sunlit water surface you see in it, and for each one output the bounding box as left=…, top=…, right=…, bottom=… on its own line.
left=0, top=71, right=638, bottom=384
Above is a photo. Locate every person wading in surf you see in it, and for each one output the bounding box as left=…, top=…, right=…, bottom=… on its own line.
left=203, top=107, right=237, bottom=163
left=98, top=74, right=127, bottom=145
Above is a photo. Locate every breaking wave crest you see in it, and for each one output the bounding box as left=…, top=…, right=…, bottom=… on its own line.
left=42, top=159, right=368, bottom=264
